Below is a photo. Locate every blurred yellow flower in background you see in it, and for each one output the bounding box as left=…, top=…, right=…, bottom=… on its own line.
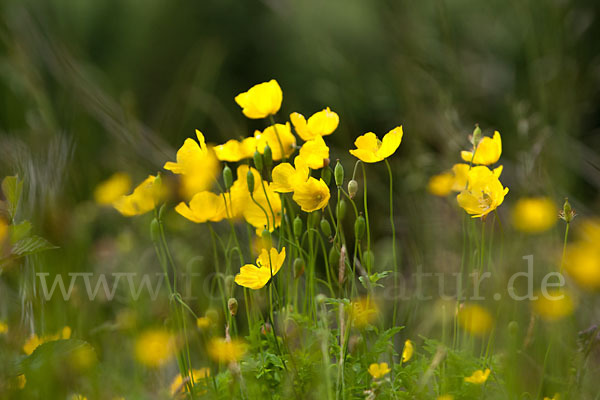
left=271, top=157, right=310, bottom=193
left=532, top=289, right=575, bottom=321
left=437, top=395, right=454, bottom=400
left=292, top=177, right=330, bottom=212
left=402, top=339, right=414, bottom=362
left=113, top=175, right=165, bottom=216
left=512, top=197, right=557, bottom=233
left=235, top=247, right=286, bottom=289
left=564, top=220, right=600, bottom=291
left=350, top=297, right=379, bottom=328
left=0, top=320, right=8, bottom=334
left=254, top=123, right=296, bottom=160
left=349, top=126, right=403, bottom=163
left=457, top=304, right=493, bottom=336
left=214, top=137, right=257, bottom=162
left=290, top=107, right=339, bottom=141
left=368, top=362, right=391, bottom=379
left=94, top=172, right=131, bottom=205
left=235, top=79, right=283, bottom=119
left=169, top=368, right=210, bottom=397
left=427, top=171, right=455, bottom=196
left=23, top=326, right=72, bottom=355
left=298, top=135, right=329, bottom=169
left=461, top=131, right=502, bottom=165
left=175, top=191, right=227, bottom=223
left=134, top=329, right=176, bottom=368
left=207, top=337, right=247, bottom=363
left=464, top=368, right=490, bottom=384
left=456, top=166, right=508, bottom=218
left=544, top=394, right=560, bottom=400
left=163, top=130, right=219, bottom=199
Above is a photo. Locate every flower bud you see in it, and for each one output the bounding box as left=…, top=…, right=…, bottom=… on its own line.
left=261, top=229, right=272, bottom=249
left=337, top=199, right=347, bottom=219
left=228, top=298, right=238, bottom=316
left=334, top=161, right=344, bottom=187
left=223, top=165, right=233, bottom=190
left=560, top=198, right=576, bottom=223
left=253, top=150, right=264, bottom=172
left=293, top=216, right=303, bottom=238
left=150, top=218, right=160, bottom=243
left=472, top=124, right=482, bottom=146
left=263, top=144, right=273, bottom=170
left=315, top=294, right=327, bottom=304
left=293, top=257, right=305, bottom=279
left=354, top=215, right=366, bottom=240
left=246, top=169, right=255, bottom=193
left=309, top=210, right=321, bottom=227
left=321, top=166, right=332, bottom=185
left=320, top=218, right=332, bottom=238
left=328, top=246, right=340, bottom=273
left=348, top=179, right=358, bottom=199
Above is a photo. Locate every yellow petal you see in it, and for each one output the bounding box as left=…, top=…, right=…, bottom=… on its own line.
left=511, top=197, right=557, bottom=234
left=457, top=304, right=493, bottom=336
left=94, top=173, right=132, bottom=205
left=254, top=123, right=296, bottom=160
left=376, top=126, right=403, bottom=160
left=461, top=131, right=502, bottom=165
left=234, top=80, right=282, bottom=119
left=271, top=163, right=297, bottom=193
left=402, top=339, right=414, bottom=362
left=113, top=175, right=164, bottom=217
left=298, top=135, right=329, bottom=169
left=290, top=112, right=309, bottom=140
left=427, top=172, right=454, bottom=196
left=292, top=177, right=330, bottom=212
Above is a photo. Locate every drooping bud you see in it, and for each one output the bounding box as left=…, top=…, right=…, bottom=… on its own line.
left=337, top=199, right=347, bottom=219
left=246, top=169, right=255, bottom=193
left=320, top=218, right=332, bottom=238
left=309, top=210, right=321, bottom=227
left=150, top=218, right=160, bottom=243
left=348, top=179, right=358, bottom=199
left=334, top=161, right=344, bottom=187
left=263, top=144, right=273, bottom=170
left=328, top=246, right=340, bottom=275
left=321, top=166, right=332, bottom=185
left=354, top=215, right=366, bottom=240
left=253, top=150, right=264, bottom=172
left=223, top=165, right=233, bottom=190
left=228, top=298, right=238, bottom=316
left=293, top=257, right=305, bottom=279
left=293, top=216, right=303, bottom=238
left=261, top=228, right=272, bottom=249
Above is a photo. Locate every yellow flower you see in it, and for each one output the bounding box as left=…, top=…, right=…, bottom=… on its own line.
left=292, top=177, right=330, bottom=212
left=0, top=321, right=7, bottom=334
left=298, top=135, right=329, bottom=169
left=196, top=317, right=213, bottom=329
left=113, top=175, right=165, bottom=216
left=271, top=157, right=310, bottom=193
left=94, top=172, right=131, bottom=205
left=349, top=126, right=403, bottom=163
left=134, top=329, right=176, bottom=368
left=169, top=368, right=210, bottom=397
left=564, top=220, right=600, bottom=291
left=427, top=172, right=454, bottom=196
left=254, top=123, right=296, bottom=161
left=437, top=396, right=454, bottom=400
left=207, top=337, right=247, bottom=363
left=461, top=131, right=502, bottom=165
left=214, top=137, right=257, bottom=162
left=456, top=166, right=509, bottom=218
left=457, top=304, right=493, bottom=337
left=544, top=394, right=560, bottom=400
left=350, top=297, right=379, bottom=327
left=235, top=247, right=286, bottom=290
left=175, top=191, right=227, bottom=223
left=0, top=218, right=7, bottom=244
left=290, top=107, right=339, bottom=141
left=402, top=339, right=414, bottom=362
left=163, top=130, right=220, bottom=199
left=23, top=326, right=72, bottom=355
left=464, top=368, right=490, bottom=384
left=532, top=289, right=575, bottom=321
left=234, top=79, right=283, bottom=119
left=512, top=197, right=557, bottom=233
left=15, top=374, right=26, bottom=389
left=69, top=395, right=87, bottom=400
left=368, top=362, right=391, bottom=379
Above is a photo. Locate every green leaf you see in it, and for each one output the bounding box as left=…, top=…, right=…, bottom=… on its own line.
left=9, top=220, right=32, bottom=243
left=1, top=175, right=23, bottom=220
left=11, top=235, right=58, bottom=256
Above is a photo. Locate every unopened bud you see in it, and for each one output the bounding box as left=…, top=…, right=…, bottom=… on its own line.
left=315, top=294, right=327, bottom=304
left=334, top=161, right=344, bottom=187
left=328, top=247, right=340, bottom=273
left=472, top=124, right=482, bottom=146
left=348, top=179, right=358, bottom=199
left=246, top=169, right=255, bottom=193
left=293, top=216, right=303, bottom=238
left=354, top=215, right=366, bottom=240
left=560, top=198, right=576, bottom=223
left=253, top=150, right=264, bottom=172
left=223, top=165, right=233, bottom=190
left=320, top=218, right=332, bottom=237
left=321, top=166, right=332, bottom=185
left=261, top=229, right=272, bottom=249
left=228, top=298, right=238, bottom=316
left=150, top=218, right=160, bottom=243
left=263, top=145, right=273, bottom=170
left=293, top=258, right=305, bottom=279
left=337, top=199, right=347, bottom=219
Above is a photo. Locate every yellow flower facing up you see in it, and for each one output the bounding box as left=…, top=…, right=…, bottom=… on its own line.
left=349, top=126, right=403, bottom=163
left=292, top=177, right=331, bottom=212
left=402, top=339, right=414, bottom=362
left=271, top=157, right=310, bottom=193
left=456, top=166, right=509, bottom=218
left=169, top=368, right=210, bottom=397
left=464, top=368, right=491, bottom=384
left=368, top=362, right=391, bottom=379
left=214, top=137, right=257, bottom=162
left=134, top=329, right=176, bottom=368
left=113, top=175, right=165, bottom=217
left=235, top=79, right=283, bottom=119
left=290, top=107, right=339, bottom=141
left=94, top=172, right=132, bottom=205
left=457, top=304, right=493, bottom=337
left=512, top=197, right=557, bottom=234
left=235, top=247, right=286, bottom=290
left=254, top=123, right=296, bottom=161
left=532, top=289, right=575, bottom=321
left=207, top=337, right=247, bottom=363
left=175, top=191, right=227, bottom=223
left=23, top=326, right=72, bottom=355
left=350, top=297, right=379, bottom=328
left=298, top=135, right=329, bottom=169
left=163, top=130, right=220, bottom=199
left=461, top=131, right=502, bottom=165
